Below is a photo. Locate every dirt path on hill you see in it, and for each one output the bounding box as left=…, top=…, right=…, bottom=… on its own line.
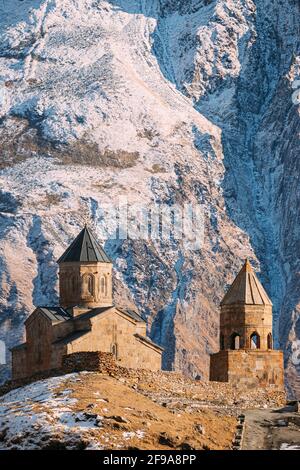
left=242, top=405, right=300, bottom=450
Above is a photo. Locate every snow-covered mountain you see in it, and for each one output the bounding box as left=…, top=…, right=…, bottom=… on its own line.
left=0, top=1, right=299, bottom=395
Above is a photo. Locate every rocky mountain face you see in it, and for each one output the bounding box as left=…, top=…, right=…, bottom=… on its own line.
left=0, top=1, right=299, bottom=394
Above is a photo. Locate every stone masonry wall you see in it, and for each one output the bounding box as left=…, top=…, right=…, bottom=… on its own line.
left=59, top=261, right=113, bottom=309
left=11, top=347, right=27, bottom=380
left=26, top=312, right=53, bottom=378
left=210, top=350, right=284, bottom=389
left=62, top=351, right=118, bottom=374
left=11, top=309, right=162, bottom=382
left=220, top=304, right=273, bottom=350
left=66, top=310, right=162, bottom=371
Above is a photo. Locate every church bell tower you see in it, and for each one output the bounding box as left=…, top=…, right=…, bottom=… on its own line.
left=210, top=259, right=284, bottom=389
left=219, top=259, right=273, bottom=351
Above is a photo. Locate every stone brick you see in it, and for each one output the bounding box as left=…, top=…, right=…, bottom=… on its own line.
left=62, top=351, right=118, bottom=373
left=210, top=350, right=284, bottom=389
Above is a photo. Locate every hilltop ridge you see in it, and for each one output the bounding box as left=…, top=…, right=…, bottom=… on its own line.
left=0, top=368, right=286, bottom=450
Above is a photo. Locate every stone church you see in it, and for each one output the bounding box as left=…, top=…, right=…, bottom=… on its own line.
left=11, top=226, right=163, bottom=380
left=210, top=259, right=284, bottom=388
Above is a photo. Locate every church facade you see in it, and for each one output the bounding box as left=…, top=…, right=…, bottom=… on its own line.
left=11, top=226, right=163, bottom=380
left=210, top=260, right=284, bottom=389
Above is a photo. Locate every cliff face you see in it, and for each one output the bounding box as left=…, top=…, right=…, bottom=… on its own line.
left=0, top=1, right=299, bottom=394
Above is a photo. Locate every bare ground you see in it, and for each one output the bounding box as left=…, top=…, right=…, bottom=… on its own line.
left=57, top=372, right=237, bottom=450
left=1, top=370, right=291, bottom=450
left=242, top=405, right=300, bottom=450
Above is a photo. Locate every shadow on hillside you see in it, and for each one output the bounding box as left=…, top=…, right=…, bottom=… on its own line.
left=26, top=215, right=59, bottom=308
left=110, top=0, right=180, bottom=86
left=0, top=0, right=49, bottom=32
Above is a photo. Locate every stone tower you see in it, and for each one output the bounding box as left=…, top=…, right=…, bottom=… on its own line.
left=220, top=259, right=273, bottom=351
left=210, top=260, right=284, bottom=388
left=58, top=225, right=113, bottom=311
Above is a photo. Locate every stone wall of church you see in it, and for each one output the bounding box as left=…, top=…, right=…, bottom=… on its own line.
left=25, top=313, right=53, bottom=378
left=132, top=336, right=162, bottom=370
left=12, top=309, right=162, bottom=380
left=12, top=313, right=53, bottom=380
left=52, top=319, right=76, bottom=343
left=11, top=347, right=27, bottom=380
left=210, top=350, right=284, bottom=389
left=51, top=343, right=68, bottom=370
left=65, top=310, right=162, bottom=371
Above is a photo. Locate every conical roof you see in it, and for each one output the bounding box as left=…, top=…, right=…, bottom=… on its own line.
left=57, top=226, right=112, bottom=263
left=221, top=259, right=272, bottom=306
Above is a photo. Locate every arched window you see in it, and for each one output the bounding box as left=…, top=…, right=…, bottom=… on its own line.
left=250, top=332, right=261, bottom=349
left=267, top=333, right=273, bottom=349
left=230, top=333, right=240, bottom=350
left=100, top=275, right=107, bottom=296
left=82, top=273, right=94, bottom=298
left=88, top=275, right=93, bottom=294
left=111, top=343, right=118, bottom=360
left=220, top=334, right=225, bottom=351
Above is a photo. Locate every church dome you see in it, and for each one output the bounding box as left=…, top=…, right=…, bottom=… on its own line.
left=221, top=259, right=272, bottom=306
